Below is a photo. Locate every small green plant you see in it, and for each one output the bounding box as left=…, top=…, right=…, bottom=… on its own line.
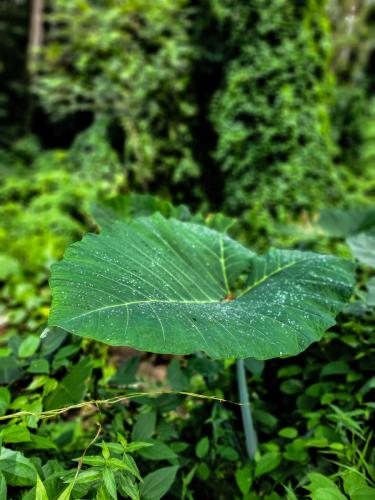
left=46, top=196, right=355, bottom=466
left=56, top=436, right=147, bottom=500
left=0, top=433, right=178, bottom=500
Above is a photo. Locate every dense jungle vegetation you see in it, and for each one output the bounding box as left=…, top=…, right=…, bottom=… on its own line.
left=0, top=1, right=375, bottom=498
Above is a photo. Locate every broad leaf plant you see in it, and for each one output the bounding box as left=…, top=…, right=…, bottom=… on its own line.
left=47, top=196, right=355, bottom=460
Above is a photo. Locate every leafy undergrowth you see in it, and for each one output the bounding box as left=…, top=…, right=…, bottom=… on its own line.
left=1, top=266, right=374, bottom=498
left=0, top=166, right=374, bottom=498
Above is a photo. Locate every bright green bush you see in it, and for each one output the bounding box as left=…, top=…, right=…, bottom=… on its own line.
left=211, top=0, right=337, bottom=215
left=0, top=133, right=124, bottom=315
left=329, top=0, right=375, bottom=178
left=1, top=199, right=374, bottom=498
left=34, top=0, right=199, bottom=191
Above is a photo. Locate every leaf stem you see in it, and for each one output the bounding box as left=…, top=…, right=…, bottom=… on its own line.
left=236, top=359, right=258, bottom=461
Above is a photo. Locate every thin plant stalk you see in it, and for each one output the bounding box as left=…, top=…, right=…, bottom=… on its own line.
left=236, top=358, right=258, bottom=461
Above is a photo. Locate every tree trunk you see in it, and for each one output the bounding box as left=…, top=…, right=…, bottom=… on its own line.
left=28, top=0, right=44, bottom=72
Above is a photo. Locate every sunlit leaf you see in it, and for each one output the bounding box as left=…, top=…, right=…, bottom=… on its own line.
left=36, top=474, right=49, bottom=500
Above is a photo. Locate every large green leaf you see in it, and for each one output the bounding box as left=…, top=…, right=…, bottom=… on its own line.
left=48, top=215, right=354, bottom=360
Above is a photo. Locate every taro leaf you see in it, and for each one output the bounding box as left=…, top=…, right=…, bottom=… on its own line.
left=319, top=207, right=375, bottom=237
left=48, top=214, right=354, bottom=360
left=347, top=233, right=375, bottom=268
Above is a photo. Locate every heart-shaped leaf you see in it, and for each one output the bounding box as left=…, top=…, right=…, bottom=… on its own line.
left=48, top=215, right=354, bottom=359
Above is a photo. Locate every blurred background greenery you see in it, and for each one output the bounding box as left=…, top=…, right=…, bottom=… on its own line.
left=1, top=0, right=375, bottom=282
left=0, top=1, right=375, bottom=499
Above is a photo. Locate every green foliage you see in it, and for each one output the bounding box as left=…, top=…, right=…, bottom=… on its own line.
left=359, top=98, right=375, bottom=174
left=0, top=135, right=117, bottom=272
left=329, top=0, right=375, bottom=173
left=331, top=91, right=375, bottom=190
left=0, top=434, right=152, bottom=499
left=1, top=195, right=372, bottom=498
left=0, top=131, right=125, bottom=341
left=211, top=0, right=337, bottom=215
left=1, top=258, right=375, bottom=497
left=29, top=0, right=360, bottom=218
left=1, top=0, right=375, bottom=494
left=34, top=0, right=199, bottom=191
